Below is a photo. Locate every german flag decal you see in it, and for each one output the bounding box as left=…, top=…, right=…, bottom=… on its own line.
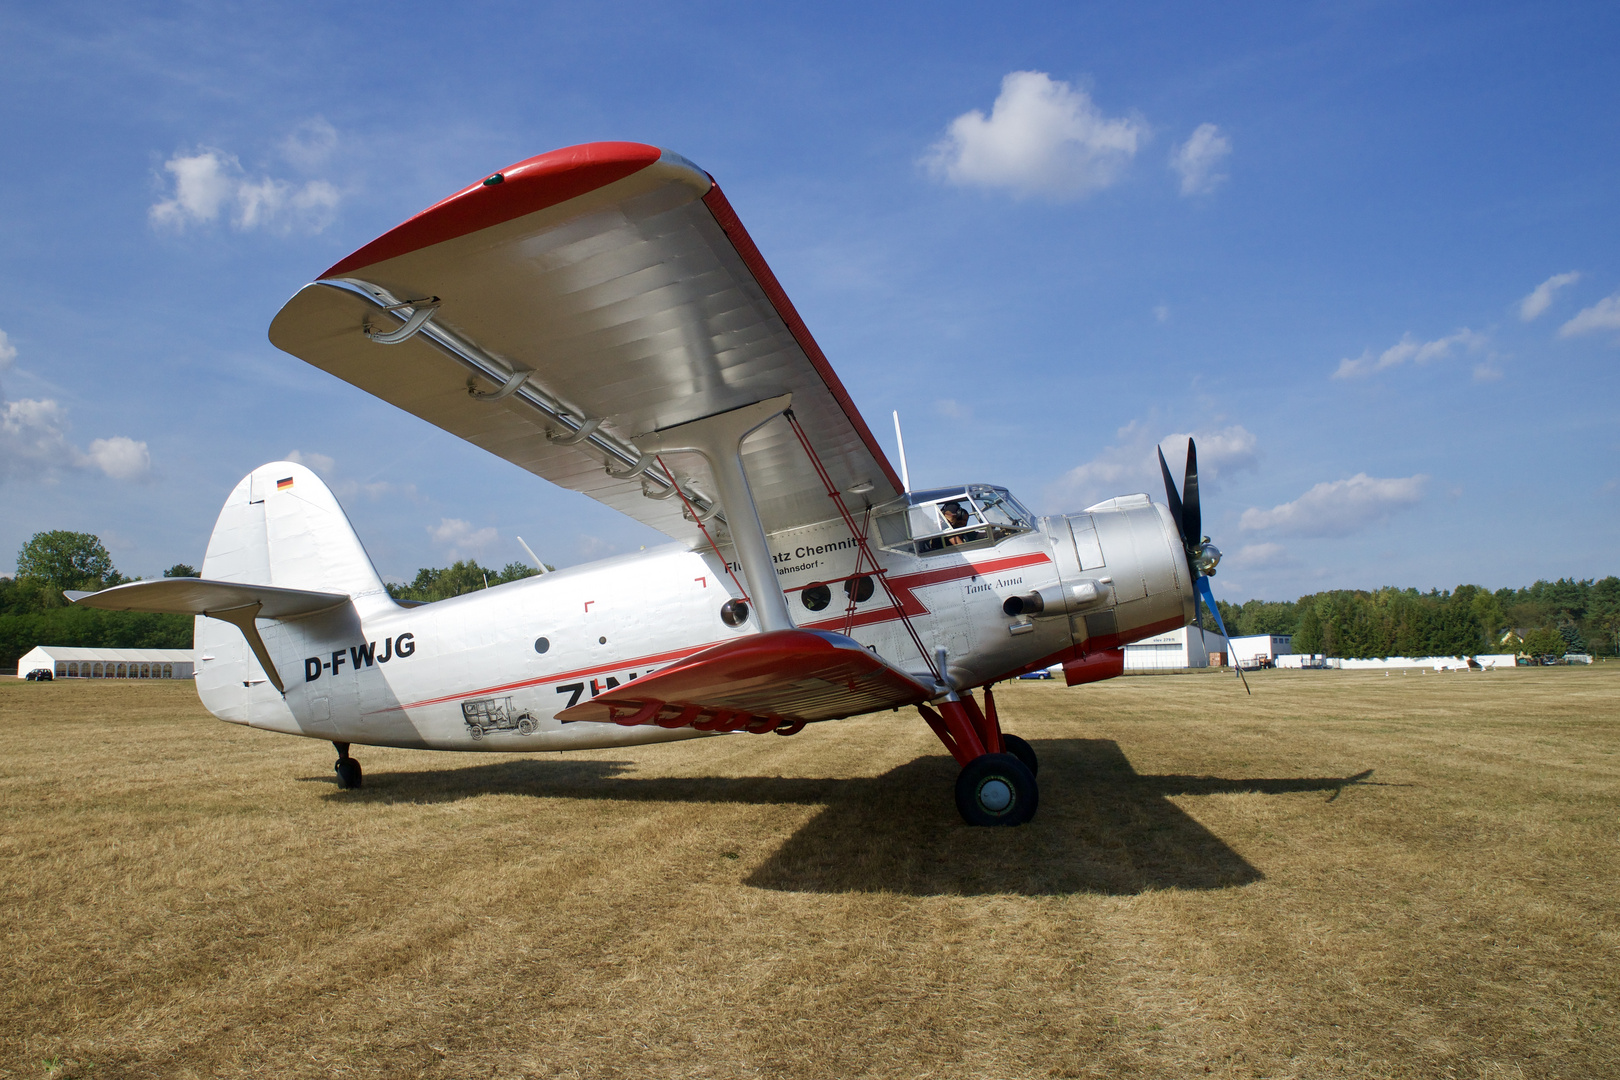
left=277, top=477, right=294, bottom=491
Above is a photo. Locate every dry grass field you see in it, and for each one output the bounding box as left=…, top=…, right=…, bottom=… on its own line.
left=3, top=665, right=1617, bottom=1079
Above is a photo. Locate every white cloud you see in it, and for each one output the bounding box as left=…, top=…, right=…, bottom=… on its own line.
left=925, top=71, right=1145, bottom=200
left=1519, top=271, right=1580, bottom=321
left=429, top=517, right=498, bottom=560
left=286, top=449, right=336, bottom=476
left=285, top=450, right=419, bottom=502
left=1239, top=473, right=1427, bottom=537
left=2, top=396, right=72, bottom=470
left=1153, top=303, right=1170, bottom=323
left=150, top=139, right=340, bottom=234
left=1332, top=329, right=1486, bottom=378
left=1559, top=290, right=1620, bottom=339
left=1224, top=542, right=1298, bottom=572
left=1046, top=422, right=1258, bottom=511
left=83, top=436, right=151, bottom=480
left=934, top=398, right=971, bottom=420
left=1, top=336, right=150, bottom=483
left=1, top=397, right=150, bottom=483
left=1170, top=123, right=1231, bottom=196
left=280, top=117, right=338, bottom=171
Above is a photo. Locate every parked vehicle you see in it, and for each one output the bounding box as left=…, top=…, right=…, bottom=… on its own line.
left=24, top=668, right=53, bottom=681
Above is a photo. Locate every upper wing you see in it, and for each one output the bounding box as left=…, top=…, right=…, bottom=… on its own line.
left=267, top=142, right=902, bottom=546
left=555, top=629, right=935, bottom=730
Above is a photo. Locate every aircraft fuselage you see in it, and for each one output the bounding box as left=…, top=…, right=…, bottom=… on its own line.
left=195, top=492, right=1194, bottom=751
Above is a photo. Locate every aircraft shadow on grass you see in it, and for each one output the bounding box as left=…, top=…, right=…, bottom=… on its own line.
left=318, top=739, right=1374, bottom=897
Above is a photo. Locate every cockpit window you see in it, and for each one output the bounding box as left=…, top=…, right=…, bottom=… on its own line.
left=875, top=485, right=1034, bottom=556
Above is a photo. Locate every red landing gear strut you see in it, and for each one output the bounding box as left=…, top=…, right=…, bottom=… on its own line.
left=918, top=684, right=1039, bottom=826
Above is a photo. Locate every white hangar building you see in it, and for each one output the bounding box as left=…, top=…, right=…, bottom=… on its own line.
left=16, top=646, right=194, bottom=680
left=1123, top=626, right=1227, bottom=670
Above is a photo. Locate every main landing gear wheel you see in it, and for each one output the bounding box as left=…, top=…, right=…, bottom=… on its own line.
left=333, top=742, right=363, bottom=790
left=1001, top=734, right=1038, bottom=777
left=955, top=752, right=1038, bottom=827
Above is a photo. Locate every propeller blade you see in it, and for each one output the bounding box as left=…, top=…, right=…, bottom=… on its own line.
left=1157, top=446, right=1186, bottom=544
left=1182, top=438, right=1201, bottom=548
left=1195, top=575, right=1250, bottom=695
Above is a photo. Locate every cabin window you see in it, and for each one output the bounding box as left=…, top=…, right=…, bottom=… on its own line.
left=874, top=485, right=1034, bottom=557
left=720, top=599, right=749, bottom=627
left=800, top=584, right=832, bottom=611
left=844, top=575, right=875, bottom=602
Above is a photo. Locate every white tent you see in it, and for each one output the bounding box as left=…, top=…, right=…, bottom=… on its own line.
left=16, top=646, right=194, bottom=680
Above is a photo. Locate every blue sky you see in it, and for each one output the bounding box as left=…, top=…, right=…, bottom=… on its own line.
left=2, top=1, right=1615, bottom=602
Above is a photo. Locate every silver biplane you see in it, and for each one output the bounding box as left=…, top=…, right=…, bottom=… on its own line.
left=74, top=142, right=1242, bottom=825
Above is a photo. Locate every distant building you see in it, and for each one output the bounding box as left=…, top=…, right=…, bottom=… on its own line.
left=1124, top=626, right=1224, bottom=670
left=1229, top=634, right=1293, bottom=669
left=15, top=646, right=194, bottom=680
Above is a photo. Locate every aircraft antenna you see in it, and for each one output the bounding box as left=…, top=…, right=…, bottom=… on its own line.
left=516, top=536, right=548, bottom=574
left=893, top=411, right=911, bottom=493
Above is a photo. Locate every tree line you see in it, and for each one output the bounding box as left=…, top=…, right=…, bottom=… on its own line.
left=1204, top=578, right=1620, bottom=659
left=0, top=531, right=199, bottom=668
left=4, top=530, right=1615, bottom=668
left=0, top=531, right=549, bottom=668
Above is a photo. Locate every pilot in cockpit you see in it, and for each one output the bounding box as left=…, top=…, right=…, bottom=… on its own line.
left=939, top=501, right=983, bottom=546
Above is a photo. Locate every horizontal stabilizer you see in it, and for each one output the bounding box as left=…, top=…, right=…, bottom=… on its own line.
left=556, top=629, right=935, bottom=732
left=67, top=578, right=349, bottom=619
left=67, top=579, right=349, bottom=695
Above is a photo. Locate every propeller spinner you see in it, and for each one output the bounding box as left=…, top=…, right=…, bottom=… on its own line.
left=1158, top=438, right=1250, bottom=694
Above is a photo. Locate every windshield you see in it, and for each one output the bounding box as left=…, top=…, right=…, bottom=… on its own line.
left=875, top=485, right=1034, bottom=556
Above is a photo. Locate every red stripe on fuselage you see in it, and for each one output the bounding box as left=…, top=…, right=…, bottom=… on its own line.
left=799, top=551, right=1052, bottom=632
left=372, top=639, right=725, bottom=715
left=376, top=552, right=1052, bottom=713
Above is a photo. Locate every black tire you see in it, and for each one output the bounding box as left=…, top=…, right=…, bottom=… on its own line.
left=335, top=759, right=363, bottom=790
left=954, top=752, right=1038, bottom=827
left=1001, top=734, right=1038, bottom=777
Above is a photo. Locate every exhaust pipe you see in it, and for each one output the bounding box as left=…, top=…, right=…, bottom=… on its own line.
left=1002, top=579, right=1110, bottom=618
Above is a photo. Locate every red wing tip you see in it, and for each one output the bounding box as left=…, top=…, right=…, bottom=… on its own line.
left=321, top=141, right=668, bottom=279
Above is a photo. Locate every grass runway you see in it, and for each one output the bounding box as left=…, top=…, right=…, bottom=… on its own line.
left=3, top=666, right=1617, bottom=1078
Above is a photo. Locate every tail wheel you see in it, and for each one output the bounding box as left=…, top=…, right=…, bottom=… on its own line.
left=1001, top=734, right=1038, bottom=777
left=954, top=752, right=1038, bottom=827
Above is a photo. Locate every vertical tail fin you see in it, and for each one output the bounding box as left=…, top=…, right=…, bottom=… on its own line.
left=202, top=462, right=390, bottom=611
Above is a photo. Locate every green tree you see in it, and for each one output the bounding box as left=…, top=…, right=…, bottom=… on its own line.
left=15, top=531, right=121, bottom=603
left=1522, top=626, right=1565, bottom=656
left=164, top=564, right=200, bottom=578
left=386, top=559, right=544, bottom=604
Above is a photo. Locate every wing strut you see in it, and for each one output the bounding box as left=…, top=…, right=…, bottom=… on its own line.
left=634, top=396, right=797, bottom=633
left=783, top=409, right=943, bottom=687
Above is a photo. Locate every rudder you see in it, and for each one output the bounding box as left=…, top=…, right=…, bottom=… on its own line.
left=201, top=462, right=390, bottom=612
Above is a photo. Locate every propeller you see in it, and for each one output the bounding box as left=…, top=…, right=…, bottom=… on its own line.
left=1158, top=438, right=1249, bottom=694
